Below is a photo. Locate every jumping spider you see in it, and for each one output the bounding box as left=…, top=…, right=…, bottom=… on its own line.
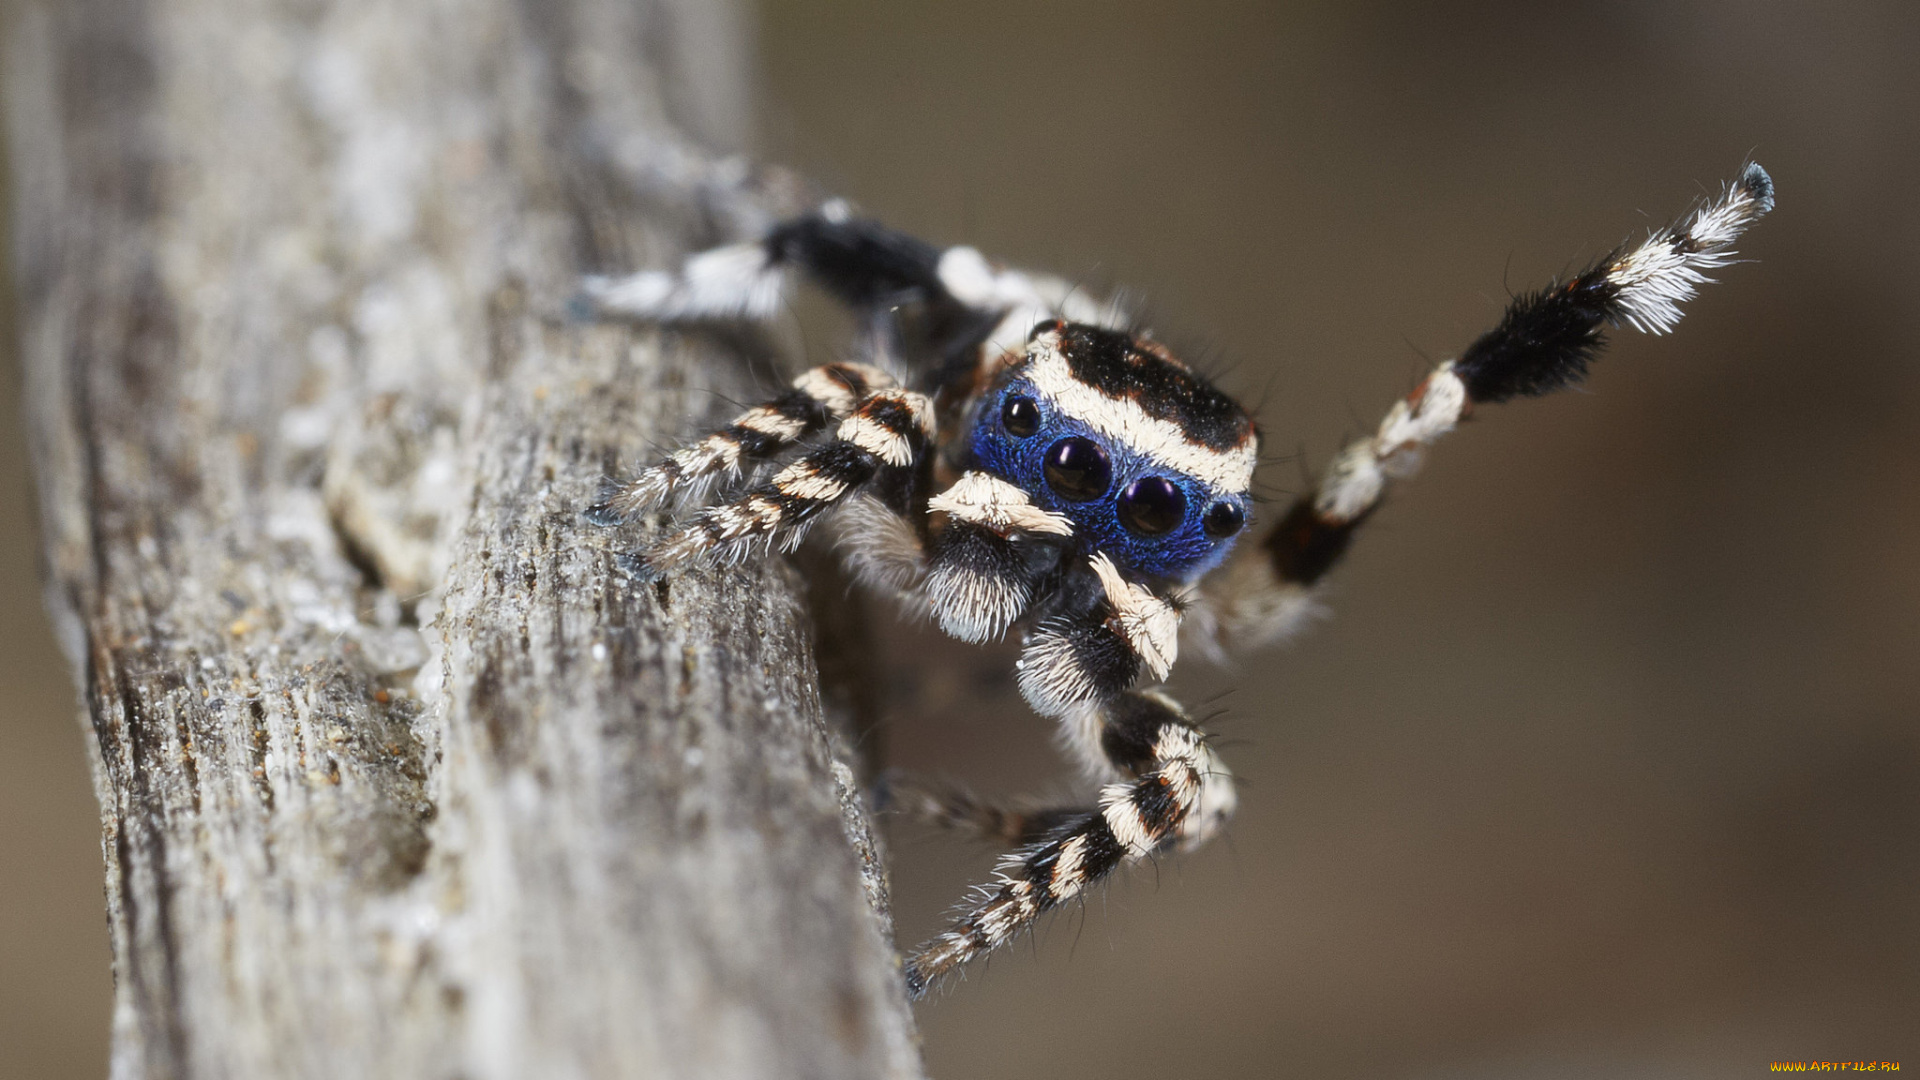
left=581, top=162, right=1774, bottom=997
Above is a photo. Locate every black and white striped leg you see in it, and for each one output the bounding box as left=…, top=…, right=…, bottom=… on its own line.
left=633, top=389, right=934, bottom=577
left=831, top=468, right=1083, bottom=636
left=582, top=202, right=1132, bottom=363
left=901, top=689, right=1235, bottom=997
left=588, top=362, right=896, bottom=526
left=1205, top=162, right=1775, bottom=649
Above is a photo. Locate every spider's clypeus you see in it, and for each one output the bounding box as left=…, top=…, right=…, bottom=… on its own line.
left=580, top=163, right=1775, bottom=998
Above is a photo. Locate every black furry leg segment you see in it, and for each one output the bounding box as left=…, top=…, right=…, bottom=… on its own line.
left=764, top=208, right=951, bottom=310
left=901, top=690, right=1234, bottom=997
left=633, top=389, right=934, bottom=577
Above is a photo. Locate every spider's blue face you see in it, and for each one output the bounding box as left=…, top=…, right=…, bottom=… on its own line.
left=968, top=323, right=1258, bottom=582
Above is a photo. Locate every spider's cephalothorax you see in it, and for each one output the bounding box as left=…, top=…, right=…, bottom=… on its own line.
left=581, top=163, right=1775, bottom=998
left=969, top=323, right=1257, bottom=583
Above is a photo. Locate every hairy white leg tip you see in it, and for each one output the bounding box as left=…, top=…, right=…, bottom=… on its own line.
left=1608, top=164, right=1775, bottom=336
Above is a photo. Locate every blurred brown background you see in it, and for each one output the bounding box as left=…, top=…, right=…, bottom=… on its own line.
left=6, top=1, right=1917, bottom=1077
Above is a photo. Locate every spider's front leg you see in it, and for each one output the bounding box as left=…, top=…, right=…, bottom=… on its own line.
left=617, top=386, right=936, bottom=578
left=588, top=361, right=898, bottom=526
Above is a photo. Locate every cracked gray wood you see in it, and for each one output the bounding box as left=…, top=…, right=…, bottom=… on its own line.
left=5, top=0, right=922, bottom=1077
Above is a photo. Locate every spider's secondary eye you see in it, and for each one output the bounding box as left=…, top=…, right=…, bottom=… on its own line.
left=1118, top=477, right=1186, bottom=537
left=1043, top=437, right=1111, bottom=502
left=1202, top=501, right=1246, bottom=539
left=1001, top=395, right=1040, bottom=438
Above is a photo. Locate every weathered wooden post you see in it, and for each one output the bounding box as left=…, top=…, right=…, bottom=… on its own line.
left=6, top=0, right=921, bottom=1075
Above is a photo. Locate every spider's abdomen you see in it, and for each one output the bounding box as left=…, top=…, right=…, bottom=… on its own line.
left=966, top=322, right=1258, bottom=581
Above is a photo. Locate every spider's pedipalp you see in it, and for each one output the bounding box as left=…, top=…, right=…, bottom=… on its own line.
left=919, top=470, right=1080, bottom=643
left=922, top=526, right=1039, bottom=644
left=1010, top=550, right=1187, bottom=719
left=1016, top=608, right=1142, bottom=720
left=927, top=470, right=1075, bottom=537
left=1086, top=553, right=1182, bottom=681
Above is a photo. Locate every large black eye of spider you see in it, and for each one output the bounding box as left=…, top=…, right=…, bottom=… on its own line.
left=1043, top=437, right=1111, bottom=502
left=1118, top=477, right=1186, bottom=537
left=1001, top=395, right=1040, bottom=438
left=1202, top=500, right=1246, bottom=539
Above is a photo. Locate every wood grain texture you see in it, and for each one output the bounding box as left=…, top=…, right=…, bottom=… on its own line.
left=5, top=0, right=922, bottom=1076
